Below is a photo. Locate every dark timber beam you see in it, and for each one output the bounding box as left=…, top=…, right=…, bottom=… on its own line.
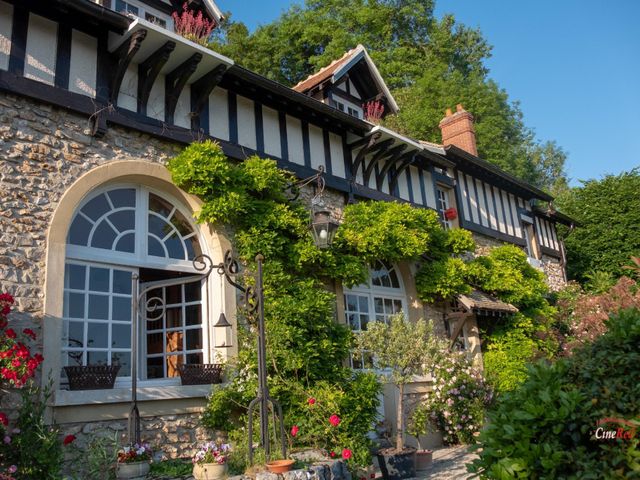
left=190, top=64, right=227, bottom=131
left=388, top=154, right=417, bottom=193
left=137, top=41, right=176, bottom=115
left=376, top=146, right=409, bottom=190
left=165, top=52, right=202, bottom=124
left=109, top=29, right=147, bottom=104
left=348, top=134, right=379, bottom=151
left=350, top=132, right=381, bottom=177
left=362, top=138, right=395, bottom=186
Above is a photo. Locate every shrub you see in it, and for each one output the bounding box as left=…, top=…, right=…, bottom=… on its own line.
left=469, top=308, right=640, bottom=478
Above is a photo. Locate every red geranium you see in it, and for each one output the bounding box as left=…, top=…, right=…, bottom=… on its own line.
left=4, top=329, right=15, bottom=340
left=342, top=449, right=352, bottom=460
left=63, top=434, right=76, bottom=446
left=329, top=414, right=341, bottom=427
left=290, top=425, right=299, bottom=437
left=308, top=397, right=316, bottom=405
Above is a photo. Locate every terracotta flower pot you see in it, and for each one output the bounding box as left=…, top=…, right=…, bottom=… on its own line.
left=193, top=462, right=228, bottom=480
left=415, top=449, right=433, bottom=472
left=116, top=460, right=150, bottom=479
left=265, top=459, right=295, bottom=474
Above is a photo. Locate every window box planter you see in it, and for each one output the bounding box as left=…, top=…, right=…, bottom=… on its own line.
left=64, top=365, right=120, bottom=390
left=177, top=364, right=223, bottom=385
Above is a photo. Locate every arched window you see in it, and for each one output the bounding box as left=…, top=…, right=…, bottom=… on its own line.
left=343, top=261, right=406, bottom=369
left=62, top=185, right=211, bottom=385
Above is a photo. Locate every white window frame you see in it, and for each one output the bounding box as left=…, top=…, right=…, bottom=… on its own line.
left=111, top=0, right=173, bottom=30
left=63, top=184, right=214, bottom=388
left=436, top=185, right=452, bottom=229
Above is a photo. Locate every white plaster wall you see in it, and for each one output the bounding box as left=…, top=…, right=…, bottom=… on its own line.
left=397, top=170, right=410, bottom=201
left=423, top=170, right=436, bottom=209
left=69, top=30, right=97, bottom=98
left=209, top=88, right=228, bottom=141
left=328, top=132, right=345, bottom=178
left=492, top=186, right=506, bottom=234
left=500, top=190, right=514, bottom=236
left=25, top=13, right=57, bottom=86
left=174, top=87, right=190, bottom=130
left=349, top=79, right=360, bottom=99
left=484, top=182, right=498, bottom=230
left=457, top=171, right=470, bottom=221
left=410, top=167, right=423, bottom=205
left=508, top=193, right=522, bottom=237
left=286, top=115, right=304, bottom=165
left=236, top=95, right=256, bottom=150
left=351, top=149, right=364, bottom=184
left=147, top=73, right=165, bottom=121
left=475, top=178, right=489, bottom=228
left=262, top=105, right=280, bottom=158
left=465, top=174, right=480, bottom=224
left=117, top=63, right=138, bottom=112
left=308, top=124, right=325, bottom=171
left=0, top=1, right=13, bottom=71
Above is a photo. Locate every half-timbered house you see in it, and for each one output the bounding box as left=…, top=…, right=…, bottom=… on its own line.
left=0, top=0, right=573, bottom=452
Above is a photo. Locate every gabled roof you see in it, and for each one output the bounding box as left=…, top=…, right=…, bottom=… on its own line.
left=458, top=290, right=518, bottom=315
left=292, top=44, right=399, bottom=114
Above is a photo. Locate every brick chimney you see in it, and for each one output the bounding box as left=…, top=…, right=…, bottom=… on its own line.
left=438, top=104, right=478, bottom=156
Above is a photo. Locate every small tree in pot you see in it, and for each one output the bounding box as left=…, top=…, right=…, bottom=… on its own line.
left=406, top=402, right=433, bottom=472
left=355, top=315, right=446, bottom=480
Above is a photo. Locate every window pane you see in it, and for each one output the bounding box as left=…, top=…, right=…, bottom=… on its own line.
left=184, top=282, right=201, bottom=302
left=166, top=285, right=182, bottom=305
left=68, top=215, right=92, bottom=246
left=65, top=292, right=85, bottom=319
left=65, top=264, right=86, bottom=290
left=146, top=332, right=163, bottom=355
left=107, top=188, right=135, bottom=208
left=392, top=300, right=402, bottom=313
left=348, top=313, right=358, bottom=330
left=88, top=294, right=109, bottom=320
left=358, top=296, right=368, bottom=312
left=165, top=233, right=185, bottom=260
left=108, top=210, right=135, bottom=232
left=374, top=297, right=383, bottom=314
left=185, top=305, right=201, bottom=326
left=112, top=323, right=131, bottom=349
left=81, top=194, right=110, bottom=221
left=384, top=298, right=392, bottom=314
left=148, top=236, right=165, bottom=257
left=149, top=193, right=173, bottom=218
left=166, top=331, right=183, bottom=352
left=113, top=270, right=132, bottom=295
left=91, top=221, right=117, bottom=250
left=89, top=267, right=110, bottom=292
left=389, top=269, right=400, bottom=289
left=64, top=351, right=83, bottom=368
left=360, top=314, right=369, bottom=331
left=66, top=320, right=84, bottom=347
left=170, top=210, right=193, bottom=237
left=115, top=233, right=135, bottom=253
left=112, top=352, right=131, bottom=377
left=166, top=308, right=182, bottom=328
left=148, top=214, right=170, bottom=239
left=185, top=236, right=202, bottom=261
left=346, top=295, right=357, bottom=312
left=146, top=357, right=163, bottom=379
left=186, top=329, right=202, bottom=350
left=87, top=351, right=108, bottom=366
left=87, top=322, right=108, bottom=348
left=186, top=353, right=202, bottom=365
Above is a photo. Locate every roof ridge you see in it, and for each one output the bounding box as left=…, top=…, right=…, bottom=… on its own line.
left=292, top=45, right=362, bottom=90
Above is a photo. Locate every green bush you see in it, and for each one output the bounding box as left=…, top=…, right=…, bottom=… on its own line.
left=469, top=308, right=640, bottom=479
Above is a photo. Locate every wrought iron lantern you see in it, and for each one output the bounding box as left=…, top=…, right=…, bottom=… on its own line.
left=213, top=312, right=233, bottom=348
left=310, top=204, right=339, bottom=249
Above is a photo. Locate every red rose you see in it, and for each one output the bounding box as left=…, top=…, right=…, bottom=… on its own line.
left=308, top=397, right=316, bottom=405
left=63, top=434, right=76, bottom=446
left=329, top=414, right=341, bottom=427
left=11, top=359, right=20, bottom=368
left=329, top=451, right=336, bottom=458
left=5, top=329, right=16, bottom=339
left=290, top=425, right=299, bottom=437
left=342, top=449, right=352, bottom=460
left=0, top=412, right=8, bottom=426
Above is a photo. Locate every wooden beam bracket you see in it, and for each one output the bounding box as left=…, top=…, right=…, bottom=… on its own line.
left=165, top=52, right=203, bottom=124
left=388, top=154, right=417, bottom=193
left=109, top=29, right=147, bottom=104
left=376, top=145, right=408, bottom=190
left=350, top=132, right=381, bottom=177
left=190, top=64, right=227, bottom=130
left=137, top=40, right=176, bottom=115
left=362, top=139, right=396, bottom=186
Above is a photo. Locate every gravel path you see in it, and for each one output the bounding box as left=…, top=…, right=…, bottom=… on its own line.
left=416, top=445, right=478, bottom=479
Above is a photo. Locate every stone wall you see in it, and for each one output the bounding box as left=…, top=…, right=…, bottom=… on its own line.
left=541, top=254, right=566, bottom=291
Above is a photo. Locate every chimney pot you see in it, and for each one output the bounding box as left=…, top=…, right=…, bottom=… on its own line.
left=438, top=105, right=478, bottom=156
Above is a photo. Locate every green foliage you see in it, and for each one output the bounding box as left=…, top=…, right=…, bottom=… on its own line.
left=149, top=459, right=192, bottom=478
left=415, top=257, right=470, bottom=303
left=0, top=382, right=64, bottom=479
left=210, top=0, right=568, bottom=192
left=469, top=308, right=640, bottom=479
left=556, top=169, right=640, bottom=282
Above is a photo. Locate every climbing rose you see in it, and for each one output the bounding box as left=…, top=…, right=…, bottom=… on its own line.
left=342, top=449, right=352, bottom=460
left=63, top=434, right=76, bottom=446
left=0, top=412, right=7, bottom=426
left=22, top=329, right=36, bottom=340
left=329, top=451, right=336, bottom=458
left=290, top=425, right=299, bottom=437
left=4, top=329, right=15, bottom=339
left=307, top=397, right=316, bottom=405
left=329, top=414, right=341, bottom=427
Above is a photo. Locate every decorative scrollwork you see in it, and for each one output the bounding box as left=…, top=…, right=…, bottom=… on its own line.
left=243, top=285, right=260, bottom=317
left=144, top=296, right=165, bottom=321
left=193, top=254, right=215, bottom=275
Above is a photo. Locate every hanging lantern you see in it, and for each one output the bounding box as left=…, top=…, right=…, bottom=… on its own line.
left=213, top=312, right=233, bottom=348
left=310, top=205, right=339, bottom=249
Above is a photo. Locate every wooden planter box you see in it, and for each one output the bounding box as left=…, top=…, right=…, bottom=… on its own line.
left=64, top=365, right=120, bottom=390
left=177, top=364, right=223, bottom=385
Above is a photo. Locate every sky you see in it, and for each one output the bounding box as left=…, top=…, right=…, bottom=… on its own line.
left=215, top=0, right=640, bottom=186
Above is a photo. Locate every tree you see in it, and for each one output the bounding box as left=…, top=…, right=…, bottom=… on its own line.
left=209, top=1, right=568, bottom=192
left=555, top=169, right=640, bottom=282
left=355, top=316, right=446, bottom=451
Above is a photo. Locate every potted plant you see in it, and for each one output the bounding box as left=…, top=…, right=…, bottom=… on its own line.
left=406, top=402, right=433, bottom=472
left=192, top=441, right=230, bottom=480
left=116, top=443, right=152, bottom=479
left=355, top=315, right=446, bottom=480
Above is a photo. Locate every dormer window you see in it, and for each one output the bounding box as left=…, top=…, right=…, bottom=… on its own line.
left=115, top=0, right=138, bottom=15
left=145, top=12, right=167, bottom=28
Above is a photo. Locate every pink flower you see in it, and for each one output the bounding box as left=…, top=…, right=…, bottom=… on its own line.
left=329, top=414, right=341, bottom=427
left=8, top=465, right=17, bottom=474
left=63, top=434, right=76, bottom=446
left=342, top=449, right=352, bottom=460
left=0, top=413, right=7, bottom=426
left=290, top=425, right=299, bottom=437
left=308, top=397, right=316, bottom=405
left=3, top=435, right=11, bottom=444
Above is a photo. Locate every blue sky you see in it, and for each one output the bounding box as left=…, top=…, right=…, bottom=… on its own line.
left=216, top=0, right=640, bottom=186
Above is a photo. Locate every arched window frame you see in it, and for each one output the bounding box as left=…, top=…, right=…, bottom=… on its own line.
left=343, top=261, right=407, bottom=369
